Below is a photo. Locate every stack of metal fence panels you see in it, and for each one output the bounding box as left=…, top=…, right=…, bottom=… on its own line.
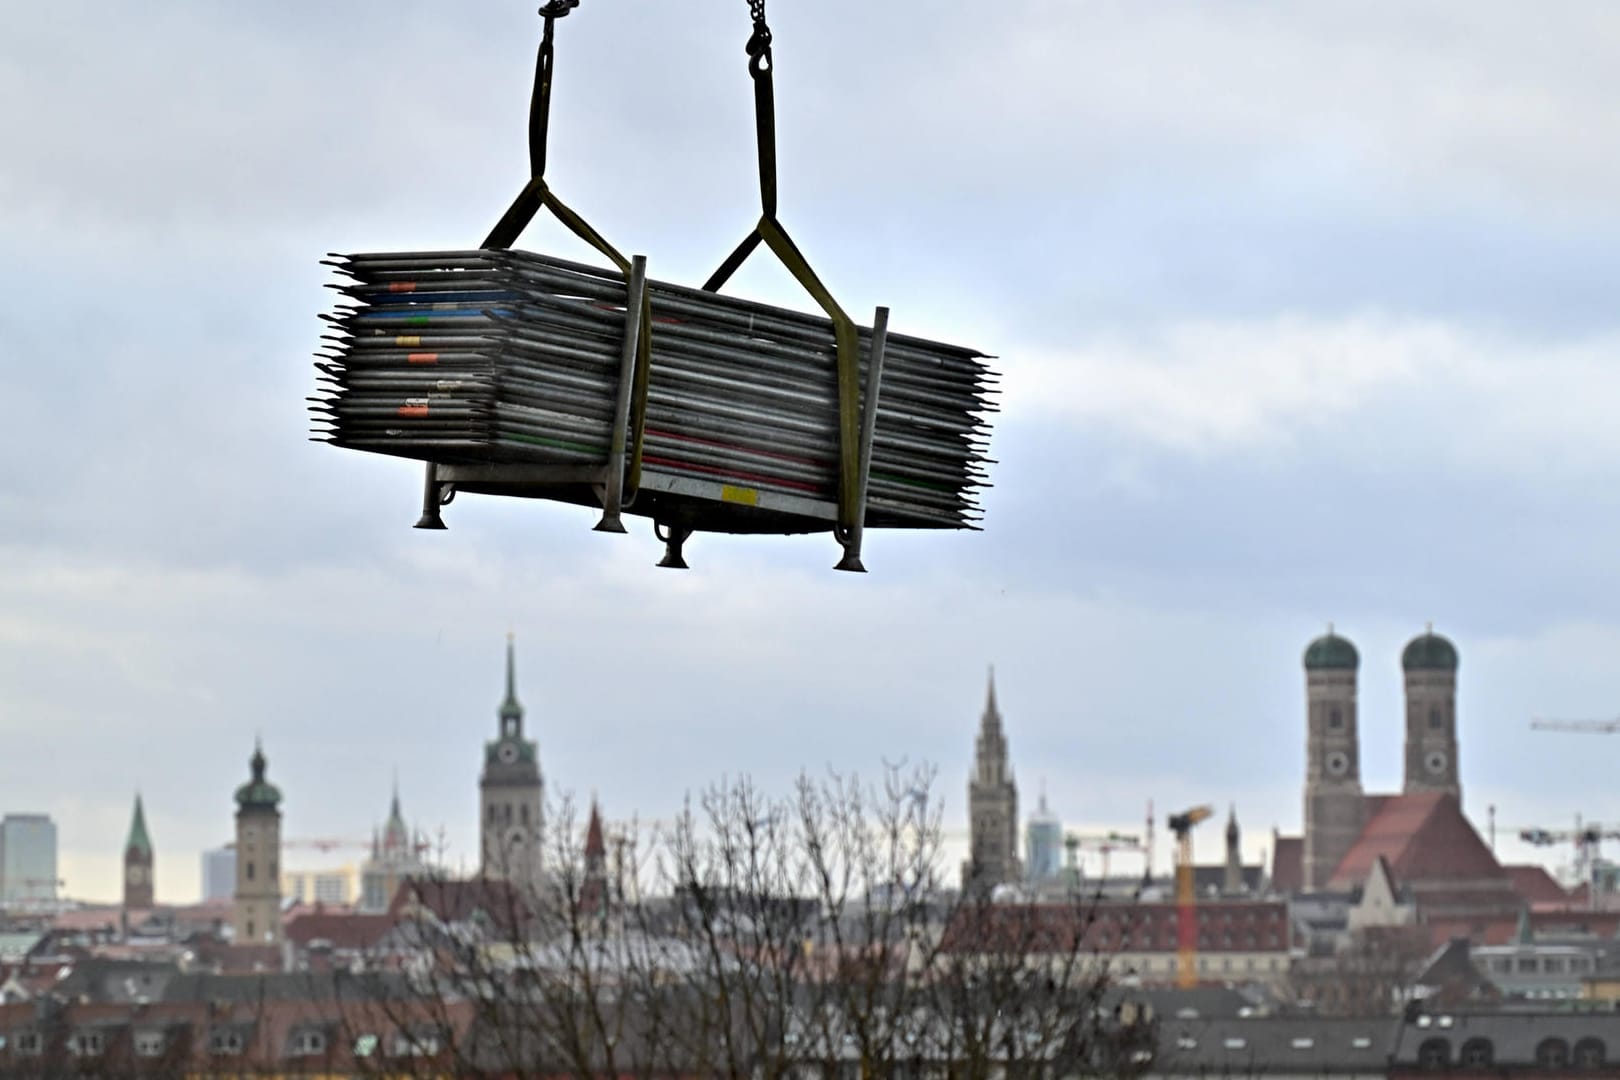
left=311, top=249, right=997, bottom=530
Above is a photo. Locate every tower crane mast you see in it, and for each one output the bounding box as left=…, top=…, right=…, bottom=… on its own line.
left=1169, top=805, right=1213, bottom=989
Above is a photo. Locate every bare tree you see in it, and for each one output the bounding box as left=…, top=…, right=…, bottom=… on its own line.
left=333, top=763, right=1153, bottom=1079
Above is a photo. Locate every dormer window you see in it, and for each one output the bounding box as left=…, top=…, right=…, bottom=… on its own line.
left=503, top=717, right=518, bottom=738
left=210, top=1030, right=245, bottom=1056
left=68, top=1031, right=105, bottom=1057
left=290, top=1029, right=328, bottom=1056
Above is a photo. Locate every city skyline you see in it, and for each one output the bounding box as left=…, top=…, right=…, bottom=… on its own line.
left=12, top=629, right=1599, bottom=906
left=8, top=4, right=1620, bottom=909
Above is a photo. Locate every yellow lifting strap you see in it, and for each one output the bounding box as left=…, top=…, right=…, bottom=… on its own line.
left=483, top=7, right=656, bottom=493
left=702, top=8, right=865, bottom=537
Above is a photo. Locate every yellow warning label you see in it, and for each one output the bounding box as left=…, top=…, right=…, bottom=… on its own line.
left=720, top=484, right=759, bottom=506
left=395, top=335, right=422, bottom=347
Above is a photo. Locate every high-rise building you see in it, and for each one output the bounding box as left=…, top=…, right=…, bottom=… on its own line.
left=232, top=741, right=283, bottom=946
left=201, top=847, right=236, bottom=902
left=0, top=814, right=58, bottom=906
left=962, top=669, right=1020, bottom=892
left=480, top=635, right=544, bottom=891
left=123, top=795, right=154, bottom=909
left=1025, top=791, right=1063, bottom=884
left=284, top=867, right=355, bottom=907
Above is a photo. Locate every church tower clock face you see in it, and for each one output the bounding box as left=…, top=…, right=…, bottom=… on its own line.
left=498, top=743, right=520, bottom=765
left=1325, top=751, right=1350, bottom=778
left=1424, top=750, right=1449, bottom=776
left=126, top=865, right=147, bottom=885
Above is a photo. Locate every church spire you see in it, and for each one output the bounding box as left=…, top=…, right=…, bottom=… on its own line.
left=499, top=633, right=524, bottom=732
left=126, top=794, right=152, bottom=857
left=982, top=666, right=1001, bottom=731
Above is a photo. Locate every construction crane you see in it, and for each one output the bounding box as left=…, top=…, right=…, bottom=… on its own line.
left=1531, top=718, right=1620, bottom=733
left=1169, top=805, right=1213, bottom=989
left=1519, top=821, right=1620, bottom=889
left=1061, top=831, right=1144, bottom=881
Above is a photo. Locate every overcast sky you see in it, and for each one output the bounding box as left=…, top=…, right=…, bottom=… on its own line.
left=6, top=2, right=1620, bottom=904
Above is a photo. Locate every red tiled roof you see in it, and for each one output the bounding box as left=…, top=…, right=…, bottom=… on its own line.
left=1271, top=835, right=1303, bottom=895
left=1329, top=792, right=1504, bottom=890
left=389, top=878, right=532, bottom=933
left=1503, top=863, right=1573, bottom=908
left=283, top=912, right=393, bottom=952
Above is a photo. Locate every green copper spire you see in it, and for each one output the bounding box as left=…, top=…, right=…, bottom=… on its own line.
left=499, top=633, right=523, bottom=728
left=126, top=794, right=152, bottom=857
left=235, top=737, right=283, bottom=810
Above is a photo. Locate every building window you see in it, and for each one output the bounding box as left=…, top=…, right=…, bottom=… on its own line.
left=14, top=1032, right=42, bottom=1056
left=1575, top=1039, right=1607, bottom=1068
left=1545, top=956, right=1566, bottom=974
left=68, top=1031, right=105, bottom=1056
left=1417, top=1038, right=1450, bottom=1070
left=1428, top=707, right=1442, bottom=729
left=394, top=1030, right=443, bottom=1056
left=134, top=1031, right=165, bottom=1057
left=521, top=803, right=530, bottom=825
left=209, top=1031, right=245, bottom=1056
left=1537, top=1038, right=1571, bottom=1068
left=246, top=861, right=255, bottom=881
left=290, top=1029, right=328, bottom=1056
left=1517, top=957, right=1538, bottom=974
left=1459, top=1039, right=1493, bottom=1068
left=1329, top=707, right=1343, bottom=729
left=246, top=919, right=255, bottom=939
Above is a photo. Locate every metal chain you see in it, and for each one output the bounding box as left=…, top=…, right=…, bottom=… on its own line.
left=745, top=0, right=772, bottom=68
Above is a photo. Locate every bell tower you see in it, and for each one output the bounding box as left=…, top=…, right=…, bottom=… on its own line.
left=1403, top=625, right=1461, bottom=799
left=232, top=740, right=283, bottom=947
left=123, top=794, right=154, bottom=910
left=480, top=635, right=544, bottom=891
left=1303, top=627, right=1366, bottom=891
left=962, top=668, right=1020, bottom=892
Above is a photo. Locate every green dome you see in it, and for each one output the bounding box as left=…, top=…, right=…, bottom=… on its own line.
left=1304, top=631, right=1359, bottom=671
left=1403, top=630, right=1459, bottom=672
left=235, top=744, right=282, bottom=811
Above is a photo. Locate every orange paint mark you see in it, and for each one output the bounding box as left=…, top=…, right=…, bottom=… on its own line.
left=398, top=406, right=429, bottom=418
left=387, top=282, right=417, bottom=293
left=406, top=353, right=439, bottom=364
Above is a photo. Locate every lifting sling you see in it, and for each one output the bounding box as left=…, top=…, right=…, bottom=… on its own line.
left=702, top=0, right=867, bottom=558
